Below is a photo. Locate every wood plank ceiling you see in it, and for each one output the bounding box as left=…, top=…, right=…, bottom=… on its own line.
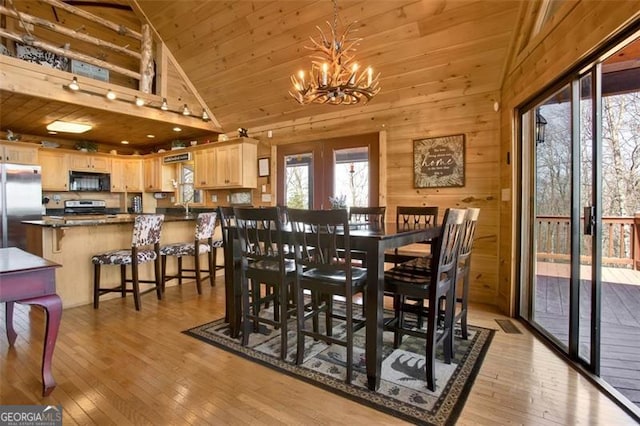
left=136, top=0, right=521, bottom=135
left=0, top=0, right=522, bottom=149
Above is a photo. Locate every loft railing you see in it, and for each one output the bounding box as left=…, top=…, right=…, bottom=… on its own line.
left=535, top=214, right=640, bottom=270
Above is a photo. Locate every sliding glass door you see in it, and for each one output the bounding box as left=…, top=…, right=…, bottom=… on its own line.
left=520, top=34, right=640, bottom=407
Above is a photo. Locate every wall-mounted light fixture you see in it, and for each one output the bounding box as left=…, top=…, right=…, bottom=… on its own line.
left=535, top=110, right=547, bottom=146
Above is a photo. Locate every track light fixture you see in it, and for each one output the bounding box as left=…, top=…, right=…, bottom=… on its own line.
left=68, top=76, right=79, bottom=91
left=182, top=104, right=190, bottom=116
left=106, top=89, right=116, bottom=100
left=202, top=110, right=210, bottom=121
left=160, top=98, right=169, bottom=111
left=135, top=96, right=145, bottom=107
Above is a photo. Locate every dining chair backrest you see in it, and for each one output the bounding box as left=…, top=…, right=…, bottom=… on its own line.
left=396, top=206, right=438, bottom=229
left=349, top=206, right=386, bottom=227
left=234, top=206, right=286, bottom=269
left=458, top=208, right=480, bottom=262
left=195, top=212, right=217, bottom=241
left=287, top=208, right=352, bottom=277
left=131, top=214, right=164, bottom=248
left=431, top=208, right=466, bottom=289
left=217, top=206, right=235, bottom=243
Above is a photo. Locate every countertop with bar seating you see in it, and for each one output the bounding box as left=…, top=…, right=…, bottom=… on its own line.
left=23, top=214, right=199, bottom=227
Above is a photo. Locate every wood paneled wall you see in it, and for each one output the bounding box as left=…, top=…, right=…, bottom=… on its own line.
left=498, top=1, right=640, bottom=314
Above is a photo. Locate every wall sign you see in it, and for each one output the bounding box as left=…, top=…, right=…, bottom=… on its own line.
left=413, top=134, right=465, bottom=188
left=163, top=152, right=192, bottom=164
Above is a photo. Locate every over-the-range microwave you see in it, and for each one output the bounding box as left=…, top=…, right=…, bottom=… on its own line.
left=69, top=171, right=111, bottom=192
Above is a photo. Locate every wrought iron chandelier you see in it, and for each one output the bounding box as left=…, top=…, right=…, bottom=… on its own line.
left=289, top=0, right=380, bottom=105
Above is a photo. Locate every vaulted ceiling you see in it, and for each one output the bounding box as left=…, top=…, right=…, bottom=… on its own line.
left=0, top=0, right=526, bottom=149
left=137, top=0, right=521, bottom=134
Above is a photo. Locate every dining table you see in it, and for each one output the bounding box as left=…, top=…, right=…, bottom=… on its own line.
left=223, top=221, right=440, bottom=392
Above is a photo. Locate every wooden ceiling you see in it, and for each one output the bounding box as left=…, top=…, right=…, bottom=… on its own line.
left=136, top=0, right=522, bottom=135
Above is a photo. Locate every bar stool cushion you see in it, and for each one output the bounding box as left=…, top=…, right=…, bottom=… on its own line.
left=92, top=249, right=157, bottom=265
left=160, top=242, right=211, bottom=257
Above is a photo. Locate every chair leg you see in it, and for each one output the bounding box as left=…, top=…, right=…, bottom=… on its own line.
left=426, top=296, right=438, bottom=391
left=120, top=265, right=127, bottom=297
left=154, top=255, right=163, bottom=300
left=131, top=263, right=141, bottom=311
left=295, top=281, right=305, bottom=365
left=177, top=257, right=183, bottom=285
left=194, top=253, right=202, bottom=295
left=241, top=272, right=251, bottom=346
left=326, top=295, right=333, bottom=337
left=210, top=247, right=217, bottom=287
left=208, top=249, right=215, bottom=287
left=93, top=264, right=101, bottom=309
left=345, top=294, right=353, bottom=384
left=251, top=279, right=260, bottom=332
left=392, top=294, right=402, bottom=348
left=461, top=273, right=470, bottom=340
left=280, top=281, right=288, bottom=361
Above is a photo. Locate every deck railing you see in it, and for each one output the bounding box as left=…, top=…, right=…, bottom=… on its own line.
left=536, top=214, right=640, bottom=270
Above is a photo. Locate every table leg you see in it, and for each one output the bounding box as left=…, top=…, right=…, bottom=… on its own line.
left=5, top=301, right=17, bottom=345
left=19, top=294, right=62, bottom=397
left=365, top=242, right=384, bottom=391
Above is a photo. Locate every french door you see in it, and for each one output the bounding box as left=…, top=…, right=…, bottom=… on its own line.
left=276, top=133, right=379, bottom=209
left=520, top=33, right=640, bottom=406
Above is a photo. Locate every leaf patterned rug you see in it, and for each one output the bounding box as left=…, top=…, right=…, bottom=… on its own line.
left=183, top=307, right=494, bottom=425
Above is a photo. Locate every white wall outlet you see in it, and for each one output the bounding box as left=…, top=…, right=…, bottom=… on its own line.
left=261, top=184, right=267, bottom=193
left=226, top=195, right=230, bottom=202
left=211, top=194, right=217, bottom=203
left=52, top=194, right=61, bottom=203
left=170, top=196, right=175, bottom=203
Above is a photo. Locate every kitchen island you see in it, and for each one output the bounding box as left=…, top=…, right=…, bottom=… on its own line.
left=23, top=214, right=220, bottom=308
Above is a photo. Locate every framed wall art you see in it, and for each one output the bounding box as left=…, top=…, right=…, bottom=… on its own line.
left=413, top=134, right=465, bottom=188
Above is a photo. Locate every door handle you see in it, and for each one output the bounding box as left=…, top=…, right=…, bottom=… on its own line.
left=583, top=205, right=595, bottom=235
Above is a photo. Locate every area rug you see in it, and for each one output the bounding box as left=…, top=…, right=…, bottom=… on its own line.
left=183, top=307, right=494, bottom=425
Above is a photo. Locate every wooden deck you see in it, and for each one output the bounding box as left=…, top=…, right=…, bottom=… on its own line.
left=534, top=265, right=640, bottom=406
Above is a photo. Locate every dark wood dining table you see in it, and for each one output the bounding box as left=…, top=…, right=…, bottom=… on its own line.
left=223, top=221, right=440, bottom=391
left=1, top=247, right=62, bottom=396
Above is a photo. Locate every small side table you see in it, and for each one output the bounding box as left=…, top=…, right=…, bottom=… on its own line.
left=1, top=247, right=62, bottom=396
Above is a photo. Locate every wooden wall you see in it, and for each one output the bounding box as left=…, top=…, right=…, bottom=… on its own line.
left=498, top=1, right=640, bottom=314
left=256, top=89, right=501, bottom=306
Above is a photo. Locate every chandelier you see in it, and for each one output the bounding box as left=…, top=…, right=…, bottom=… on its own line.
left=289, top=0, right=380, bottom=105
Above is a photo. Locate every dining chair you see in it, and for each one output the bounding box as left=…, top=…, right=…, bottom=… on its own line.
left=234, top=206, right=296, bottom=360
left=383, top=208, right=465, bottom=391
left=392, top=206, right=439, bottom=264
left=217, top=206, right=239, bottom=324
left=159, top=212, right=217, bottom=295
left=452, top=208, right=480, bottom=346
left=92, top=214, right=165, bottom=311
left=349, top=206, right=386, bottom=228
left=288, top=208, right=367, bottom=383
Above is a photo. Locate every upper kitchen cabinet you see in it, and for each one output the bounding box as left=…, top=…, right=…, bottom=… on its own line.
left=68, top=152, right=111, bottom=173
left=111, top=158, right=143, bottom=192
left=194, top=138, right=257, bottom=189
left=143, top=156, right=175, bottom=192
left=39, top=149, right=69, bottom=191
left=0, top=141, right=39, bottom=165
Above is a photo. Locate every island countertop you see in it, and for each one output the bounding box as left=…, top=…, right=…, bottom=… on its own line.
left=23, top=214, right=197, bottom=228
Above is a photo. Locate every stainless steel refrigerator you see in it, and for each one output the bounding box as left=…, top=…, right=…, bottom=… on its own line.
left=0, top=163, right=42, bottom=250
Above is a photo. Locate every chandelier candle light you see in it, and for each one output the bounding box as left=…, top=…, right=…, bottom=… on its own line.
left=290, top=0, right=380, bottom=105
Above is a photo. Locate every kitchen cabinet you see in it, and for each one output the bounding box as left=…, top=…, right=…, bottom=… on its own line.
left=143, top=156, right=175, bottom=192
left=68, top=152, right=111, bottom=172
left=39, top=149, right=69, bottom=191
left=0, top=141, right=39, bottom=165
left=194, top=148, right=216, bottom=188
left=194, top=138, right=257, bottom=189
left=111, top=158, right=143, bottom=192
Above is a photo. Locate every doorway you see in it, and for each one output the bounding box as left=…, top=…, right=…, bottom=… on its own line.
left=520, top=35, right=640, bottom=408
left=276, top=133, right=380, bottom=209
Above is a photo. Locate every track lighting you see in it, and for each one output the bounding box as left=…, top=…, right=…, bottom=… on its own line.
left=182, top=104, right=190, bottom=116
left=135, top=96, right=145, bottom=106
left=106, top=89, right=116, bottom=100
left=160, top=98, right=169, bottom=111
left=68, top=76, right=79, bottom=91
left=202, top=110, right=210, bottom=121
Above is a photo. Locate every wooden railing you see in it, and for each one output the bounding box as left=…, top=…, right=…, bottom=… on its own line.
left=536, top=214, right=640, bottom=270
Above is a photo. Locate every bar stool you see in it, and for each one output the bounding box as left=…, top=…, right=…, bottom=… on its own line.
left=160, top=212, right=217, bottom=295
left=92, top=214, right=165, bottom=311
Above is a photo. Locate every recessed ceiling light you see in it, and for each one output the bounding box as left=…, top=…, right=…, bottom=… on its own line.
left=173, top=127, right=182, bottom=132
left=46, top=120, right=92, bottom=134
left=146, top=134, right=155, bottom=138
left=121, top=140, right=129, bottom=144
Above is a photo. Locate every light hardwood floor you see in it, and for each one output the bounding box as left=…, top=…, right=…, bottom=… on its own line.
left=1, top=273, right=637, bottom=425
